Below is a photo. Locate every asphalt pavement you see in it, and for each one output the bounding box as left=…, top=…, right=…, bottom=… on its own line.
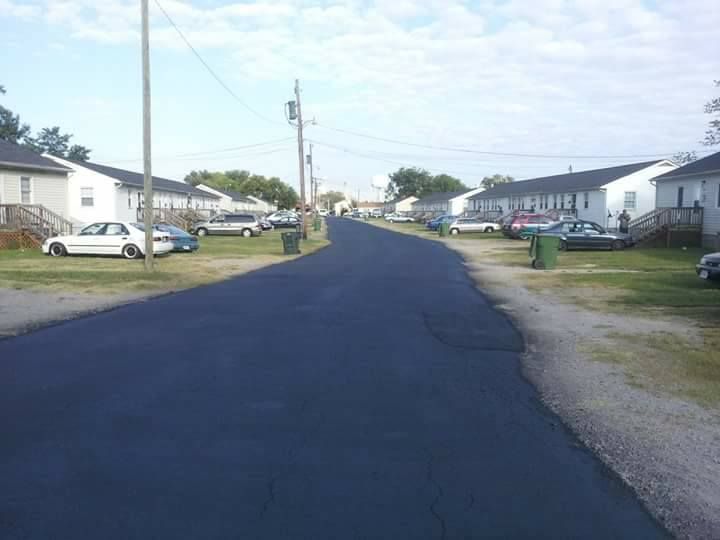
left=0, top=218, right=667, bottom=539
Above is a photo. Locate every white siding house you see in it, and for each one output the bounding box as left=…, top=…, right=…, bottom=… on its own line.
left=384, top=195, right=418, bottom=214
left=196, top=184, right=266, bottom=213
left=654, top=151, right=720, bottom=248
left=0, top=139, right=71, bottom=218
left=411, top=188, right=484, bottom=216
left=469, top=160, right=676, bottom=229
left=48, top=157, right=220, bottom=227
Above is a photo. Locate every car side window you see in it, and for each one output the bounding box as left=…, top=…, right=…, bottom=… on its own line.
left=105, top=224, right=128, bottom=235
left=80, top=223, right=106, bottom=235
left=583, top=223, right=599, bottom=234
left=212, top=215, right=225, bottom=223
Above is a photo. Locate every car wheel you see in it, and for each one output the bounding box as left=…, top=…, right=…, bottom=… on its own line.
left=196, top=228, right=208, bottom=237
left=484, top=227, right=494, bottom=233
left=241, top=228, right=252, bottom=238
left=450, top=228, right=460, bottom=235
left=49, top=242, right=66, bottom=257
left=122, top=244, right=141, bottom=259
left=388, top=219, right=394, bottom=223
left=559, top=240, right=568, bottom=251
left=612, top=240, right=625, bottom=251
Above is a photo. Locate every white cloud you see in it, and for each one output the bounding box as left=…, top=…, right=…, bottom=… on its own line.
left=0, top=0, right=41, bottom=18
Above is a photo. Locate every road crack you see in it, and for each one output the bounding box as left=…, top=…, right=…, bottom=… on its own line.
left=426, top=454, right=447, bottom=540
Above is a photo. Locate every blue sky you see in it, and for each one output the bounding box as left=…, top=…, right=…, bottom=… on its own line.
left=1, top=0, right=719, bottom=199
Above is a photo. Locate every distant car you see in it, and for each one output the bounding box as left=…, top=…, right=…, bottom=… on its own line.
left=696, top=252, right=720, bottom=281
left=371, top=209, right=383, bottom=218
left=426, top=215, right=456, bottom=231
left=42, top=221, right=173, bottom=259
left=351, top=210, right=362, bottom=218
left=154, top=224, right=199, bottom=252
left=267, top=211, right=295, bottom=222
left=272, top=215, right=301, bottom=229
left=542, top=220, right=634, bottom=251
left=385, top=213, right=414, bottom=223
left=448, top=218, right=500, bottom=235
left=503, top=214, right=555, bottom=239
left=318, top=209, right=329, bottom=217
left=190, top=214, right=262, bottom=237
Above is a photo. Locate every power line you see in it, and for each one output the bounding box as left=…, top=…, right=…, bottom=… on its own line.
left=97, top=137, right=295, bottom=163
left=315, top=123, right=714, bottom=160
left=153, top=0, right=287, bottom=128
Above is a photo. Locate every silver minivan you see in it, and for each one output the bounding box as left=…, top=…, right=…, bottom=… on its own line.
left=191, top=214, right=262, bottom=237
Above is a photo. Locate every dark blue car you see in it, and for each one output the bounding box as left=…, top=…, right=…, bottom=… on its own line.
left=154, top=224, right=199, bottom=252
left=426, top=215, right=456, bottom=231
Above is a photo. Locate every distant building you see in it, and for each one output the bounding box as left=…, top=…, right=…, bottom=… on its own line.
left=411, top=188, right=484, bottom=217
left=357, top=201, right=384, bottom=213
left=384, top=195, right=418, bottom=214
left=196, top=184, right=264, bottom=213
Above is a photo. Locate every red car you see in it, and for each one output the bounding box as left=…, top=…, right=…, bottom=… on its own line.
left=502, top=214, right=554, bottom=239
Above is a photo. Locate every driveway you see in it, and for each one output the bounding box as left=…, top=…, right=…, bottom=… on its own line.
left=0, top=218, right=666, bottom=539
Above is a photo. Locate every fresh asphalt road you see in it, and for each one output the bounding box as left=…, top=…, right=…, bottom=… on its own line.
left=0, top=218, right=666, bottom=539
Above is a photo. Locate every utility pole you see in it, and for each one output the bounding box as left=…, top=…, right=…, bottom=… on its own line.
left=141, top=0, right=153, bottom=270
left=307, top=143, right=314, bottom=212
left=294, top=79, right=308, bottom=239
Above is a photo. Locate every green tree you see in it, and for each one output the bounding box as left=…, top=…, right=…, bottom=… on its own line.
left=26, top=126, right=71, bottom=157
left=427, top=173, right=467, bottom=195
left=481, top=174, right=514, bottom=190
left=672, top=151, right=698, bottom=165
left=0, top=85, right=31, bottom=144
left=183, top=169, right=299, bottom=209
left=386, top=167, right=433, bottom=199
left=318, top=190, right=346, bottom=209
left=67, top=145, right=91, bottom=162
left=703, top=79, right=720, bottom=146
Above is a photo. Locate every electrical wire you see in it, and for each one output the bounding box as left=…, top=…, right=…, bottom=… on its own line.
left=153, top=0, right=288, bottom=128
left=315, top=123, right=713, bottom=160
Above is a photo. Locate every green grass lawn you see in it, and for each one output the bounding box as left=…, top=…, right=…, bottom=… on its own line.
left=0, top=229, right=329, bottom=293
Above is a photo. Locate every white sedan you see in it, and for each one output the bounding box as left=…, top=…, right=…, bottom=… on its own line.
left=384, top=213, right=414, bottom=223
left=42, top=221, right=174, bottom=259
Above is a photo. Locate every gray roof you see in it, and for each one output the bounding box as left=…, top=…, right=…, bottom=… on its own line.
left=216, top=188, right=255, bottom=204
left=70, top=160, right=219, bottom=198
left=469, top=161, right=663, bottom=199
left=412, top=190, right=472, bottom=205
left=0, top=139, right=72, bottom=173
left=654, top=151, right=720, bottom=180
left=386, top=195, right=417, bottom=204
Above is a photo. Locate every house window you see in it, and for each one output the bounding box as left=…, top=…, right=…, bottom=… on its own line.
left=553, top=194, right=557, bottom=209
left=20, top=176, right=31, bottom=203
left=677, top=187, right=684, bottom=207
left=624, top=191, right=637, bottom=210
left=81, top=187, right=94, bottom=207
left=560, top=194, right=565, bottom=209
left=584, top=192, right=589, bottom=209
left=570, top=193, right=577, bottom=208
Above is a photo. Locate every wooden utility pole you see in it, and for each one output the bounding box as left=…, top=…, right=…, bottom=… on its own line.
left=308, top=143, right=314, bottom=211
left=295, top=79, right=308, bottom=239
left=141, top=0, right=153, bottom=270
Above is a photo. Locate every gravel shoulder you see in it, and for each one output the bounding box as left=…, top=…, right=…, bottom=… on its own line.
left=452, top=239, right=720, bottom=540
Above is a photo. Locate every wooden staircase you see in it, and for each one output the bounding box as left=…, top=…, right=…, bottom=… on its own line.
left=628, top=207, right=703, bottom=245
left=137, top=208, right=217, bottom=231
left=0, top=204, right=74, bottom=243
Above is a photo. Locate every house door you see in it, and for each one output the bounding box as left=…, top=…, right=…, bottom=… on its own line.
left=677, top=187, right=684, bottom=207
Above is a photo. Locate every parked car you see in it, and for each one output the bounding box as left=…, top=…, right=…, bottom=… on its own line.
left=541, top=220, right=634, bottom=251
left=448, top=218, right=500, bottom=235
left=385, top=213, right=414, bottom=223
left=154, top=224, right=199, bottom=252
left=351, top=210, right=362, bottom=218
left=190, top=214, right=262, bottom=237
left=426, top=215, right=456, bottom=231
left=267, top=210, right=295, bottom=222
left=503, top=214, right=555, bottom=239
left=256, top=216, right=274, bottom=231
left=318, top=209, right=329, bottom=217
left=272, top=215, right=301, bottom=228
left=696, top=252, right=720, bottom=281
left=371, top=209, right=383, bottom=218
left=43, top=221, right=173, bottom=259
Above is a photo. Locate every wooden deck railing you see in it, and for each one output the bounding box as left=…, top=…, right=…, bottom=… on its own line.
left=0, top=204, right=73, bottom=240
left=628, top=207, right=703, bottom=240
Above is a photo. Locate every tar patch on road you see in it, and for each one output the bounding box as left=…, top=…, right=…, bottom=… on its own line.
left=423, top=308, right=523, bottom=352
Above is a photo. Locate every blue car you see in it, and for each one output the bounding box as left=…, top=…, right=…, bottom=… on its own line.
left=154, top=224, right=199, bottom=252
left=426, top=215, right=456, bottom=231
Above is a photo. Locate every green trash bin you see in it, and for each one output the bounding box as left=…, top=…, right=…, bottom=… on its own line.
left=439, top=222, right=450, bottom=237
left=530, top=234, right=560, bottom=270
left=313, top=217, right=322, bottom=232
left=281, top=232, right=300, bottom=255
